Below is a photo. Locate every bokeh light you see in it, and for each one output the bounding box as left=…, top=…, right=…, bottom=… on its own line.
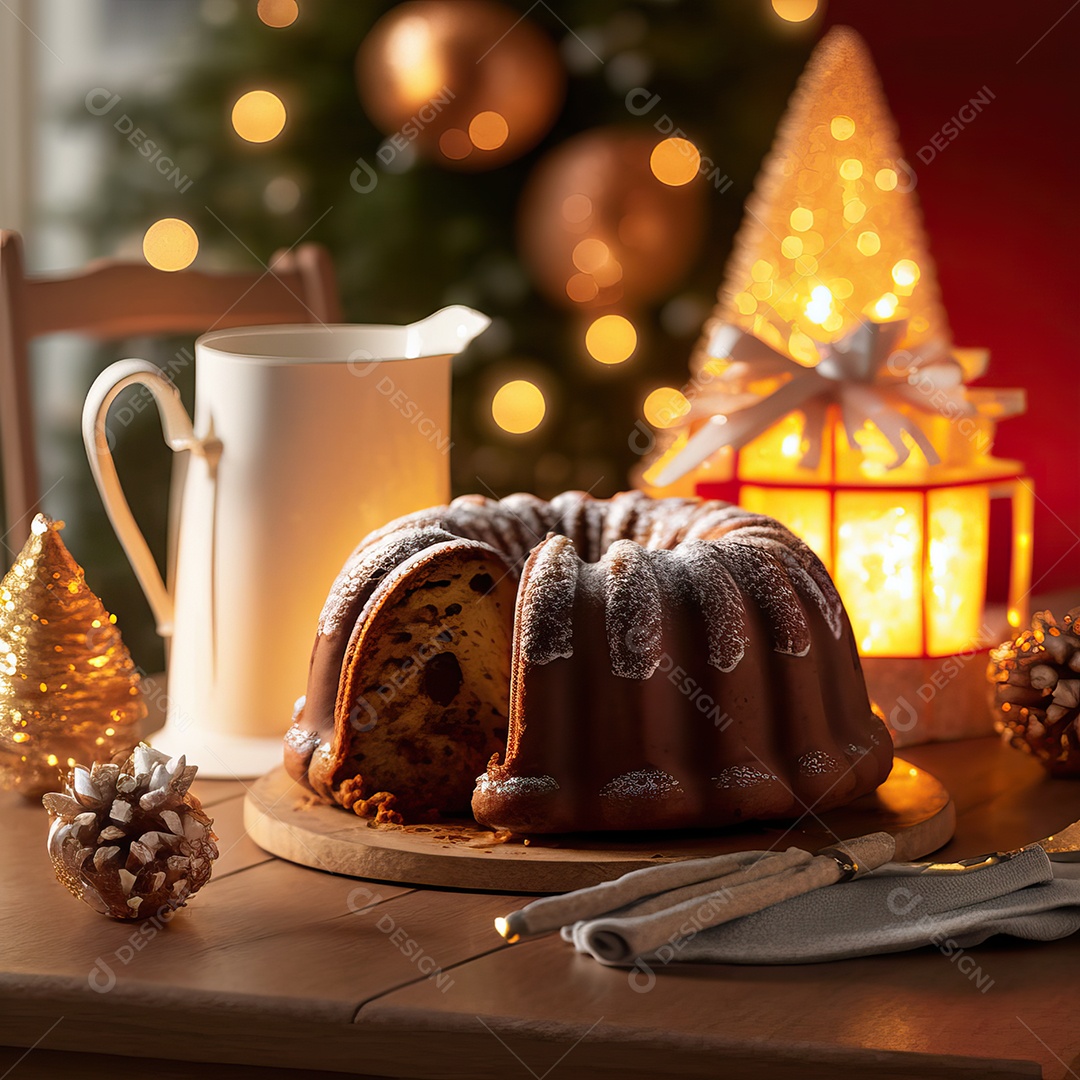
left=891, top=259, right=921, bottom=287
left=874, top=168, right=899, bottom=191
left=562, top=193, right=592, bottom=224
left=856, top=230, right=881, bottom=256
left=492, top=379, right=546, bottom=433
left=231, top=90, right=286, bottom=142
left=142, top=218, right=199, bottom=271
left=572, top=238, right=609, bottom=274
left=873, top=292, right=899, bottom=319
left=566, top=273, right=599, bottom=303
left=649, top=137, right=700, bottom=187
left=438, top=128, right=472, bottom=160
left=256, top=0, right=298, bottom=28
left=770, top=0, right=819, bottom=22
left=643, top=387, right=690, bottom=428
left=468, top=111, right=509, bottom=151
left=830, top=115, right=856, bottom=141
left=585, top=314, right=637, bottom=364
left=789, top=207, right=814, bottom=232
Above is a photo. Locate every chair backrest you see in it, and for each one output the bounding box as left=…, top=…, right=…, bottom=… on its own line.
left=0, top=229, right=343, bottom=544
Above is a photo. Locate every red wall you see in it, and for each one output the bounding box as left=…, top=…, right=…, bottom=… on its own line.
left=822, top=1, right=1079, bottom=598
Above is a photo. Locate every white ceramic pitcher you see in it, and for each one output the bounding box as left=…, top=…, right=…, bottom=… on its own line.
left=82, top=307, right=489, bottom=777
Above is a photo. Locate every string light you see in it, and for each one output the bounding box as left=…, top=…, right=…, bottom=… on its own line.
left=231, top=90, right=286, bottom=142
left=142, top=218, right=198, bottom=271
left=492, top=380, right=546, bottom=433
left=585, top=315, right=637, bottom=364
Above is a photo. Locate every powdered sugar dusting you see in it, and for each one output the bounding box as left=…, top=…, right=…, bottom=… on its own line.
left=676, top=540, right=750, bottom=672
left=548, top=491, right=589, bottom=554
left=318, top=526, right=459, bottom=636
left=498, top=493, right=554, bottom=559
left=683, top=504, right=755, bottom=542
left=719, top=540, right=811, bottom=656
left=712, top=764, right=777, bottom=789
left=517, top=534, right=579, bottom=664
left=797, top=749, right=842, bottom=776
left=601, top=540, right=664, bottom=679
left=643, top=498, right=702, bottom=550
left=727, top=526, right=844, bottom=638
left=599, top=767, right=684, bottom=801
left=600, top=491, right=649, bottom=553
left=476, top=773, right=559, bottom=796
left=443, top=496, right=501, bottom=548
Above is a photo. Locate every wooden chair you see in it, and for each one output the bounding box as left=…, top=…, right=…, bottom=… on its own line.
left=0, top=229, right=343, bottom=544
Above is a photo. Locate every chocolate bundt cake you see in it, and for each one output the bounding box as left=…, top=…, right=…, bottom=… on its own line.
left=284, top=491, right=892, bottom=832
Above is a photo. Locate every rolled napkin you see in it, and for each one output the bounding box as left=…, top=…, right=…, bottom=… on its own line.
left=497, top=844, right=1080, bottom=968
left=497, top=832, right=897, bottom=959
left=564, top=848, right=1080, bottom=967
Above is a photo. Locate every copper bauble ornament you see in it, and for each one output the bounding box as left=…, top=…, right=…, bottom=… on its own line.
left=0, top=515, right=145, bottom=798
left=517, top=128, right=707, bottom=310
left=43, top=745, right=217, bottom=920
left=989, top=608, right=1080, bottom=776
left=357, top=0, right=564, bottom=171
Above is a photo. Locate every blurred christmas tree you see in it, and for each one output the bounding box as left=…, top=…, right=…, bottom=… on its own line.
left=63, top=0, right=816, bottom=668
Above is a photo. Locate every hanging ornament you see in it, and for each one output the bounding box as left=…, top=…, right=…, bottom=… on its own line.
left=518, top=128, right=706, bottom=310
left=0, top=515, right=145, bottom=799
left=357, top=0, right=565, bottom=171
left=43, top=745, right=218, bottom=920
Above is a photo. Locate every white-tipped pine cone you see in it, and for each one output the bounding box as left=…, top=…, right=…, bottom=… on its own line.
left=42, top=744, right=218, bottom=920
left=989, top=608, right=1080, bottom=775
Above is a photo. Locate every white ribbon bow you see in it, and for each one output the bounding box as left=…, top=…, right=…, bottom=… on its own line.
left=653, top=318, right=973, bottom=487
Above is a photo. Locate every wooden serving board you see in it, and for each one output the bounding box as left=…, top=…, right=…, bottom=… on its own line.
left=244, top=759, right=953, bottom=894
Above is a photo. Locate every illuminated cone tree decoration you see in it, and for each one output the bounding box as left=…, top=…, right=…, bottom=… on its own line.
left=696, top=24, right=948, bottom=365
left=0, top=515, right=145, bottom=797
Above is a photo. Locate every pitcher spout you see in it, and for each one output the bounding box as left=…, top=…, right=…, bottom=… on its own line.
left=406, top=305, right=490, bottom=358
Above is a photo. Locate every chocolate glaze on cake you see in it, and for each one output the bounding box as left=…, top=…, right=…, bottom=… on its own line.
left=284, top=491, right=892, bottom=832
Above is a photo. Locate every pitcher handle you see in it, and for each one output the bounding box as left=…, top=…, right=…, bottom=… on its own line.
left=82, top=359, right=218, bottom=638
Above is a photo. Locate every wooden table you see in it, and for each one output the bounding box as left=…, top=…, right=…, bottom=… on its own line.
left=3, top=736, right=1080, bottom=1079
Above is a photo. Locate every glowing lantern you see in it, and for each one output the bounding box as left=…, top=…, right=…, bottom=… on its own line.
left=643, top=28, right=1029, bottom=739
left=713, top=415, right=1033, bottom=659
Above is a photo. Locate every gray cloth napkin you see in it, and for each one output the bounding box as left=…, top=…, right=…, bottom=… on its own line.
left=564, top=849, right=1080, bottom=966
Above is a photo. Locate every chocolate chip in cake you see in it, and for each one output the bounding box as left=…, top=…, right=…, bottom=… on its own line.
left=422, top=652, right=463, bottom=706
left=469, top=572, right=495, bottom=594
left=444, top=603, right=463, bottom=616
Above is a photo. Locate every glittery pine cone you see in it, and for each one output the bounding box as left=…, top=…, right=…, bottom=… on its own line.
left=988, top=608, right=1080, bottom=775
left=42, top=744, right=218, bottom=920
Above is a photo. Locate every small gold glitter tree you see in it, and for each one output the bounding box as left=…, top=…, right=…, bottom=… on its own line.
left=0, top=515, right=145, bottom=798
